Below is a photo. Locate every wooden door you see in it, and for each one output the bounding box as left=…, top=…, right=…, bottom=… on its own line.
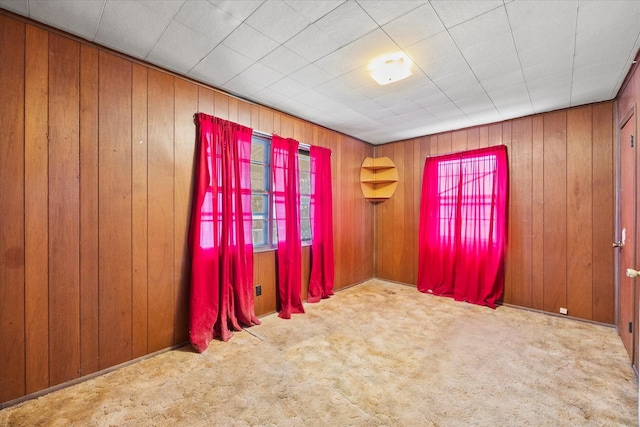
left=618, top=109, right=636, bottom=367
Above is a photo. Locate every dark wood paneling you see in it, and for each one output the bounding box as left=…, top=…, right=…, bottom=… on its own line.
left=567, top=106, right=593, bottom=319
left=174, top=78, right=197, bottom=344
left=542, top=111, right=568, bottom=313
left=132, top=63, right=149, bottom=358
left=79, top=43, right=100, bottom=377
left=147, top=69, right=176, bottom=352
left=24, top=24, right=49, bottom=393
left=374, top=105, right=615, bottom=324
left=592, top=103, right=614, bottom=324
left=0, top=10, right=372, bottom=405
left=99, top=51, right=133, bottom=368
left=48, top=33, right=81, bottom=386
left=0, top=14, right=26, bottom=403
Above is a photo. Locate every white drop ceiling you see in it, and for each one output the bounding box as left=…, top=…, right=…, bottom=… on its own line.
left=2, top=0, right=639, bottom=145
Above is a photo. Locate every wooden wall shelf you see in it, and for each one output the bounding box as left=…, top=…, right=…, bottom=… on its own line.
left=360, top=156, right=398, bottom=202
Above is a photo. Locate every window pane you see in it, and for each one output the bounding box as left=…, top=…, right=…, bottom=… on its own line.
left=252, top=194, right=268, bottom=215
left=300, top=171, right=310, bottom=195
left=299, top=155, right=309, bottom=172
left=300, top=196, right=310, bottom=218
left=251, top=139, right=265, bottom=162
left=252, top=219, right=267, bottom=246
left=301, top=218, right=311, bottom=241
left=251, top=164, right=266, bottom=191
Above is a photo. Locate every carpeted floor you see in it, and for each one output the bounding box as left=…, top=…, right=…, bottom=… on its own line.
left=1, top=279, right=637, bottom=426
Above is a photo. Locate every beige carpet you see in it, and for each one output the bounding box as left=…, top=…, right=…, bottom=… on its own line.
left=1, top=279, right=637, bottom=426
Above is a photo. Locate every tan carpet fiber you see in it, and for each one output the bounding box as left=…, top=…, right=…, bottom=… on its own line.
left=1, top=279, right=637, bottom=426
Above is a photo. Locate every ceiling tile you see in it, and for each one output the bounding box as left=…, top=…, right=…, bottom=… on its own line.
left=188, top=44, right=253, bottom=86
left=0, top=0, right=28, bottom=14
left=314, top=0, right=378, bottom=47
left=246, top=1, right=309, bottom=43
left=210, top=0, right=263, bottom=21
left=284, top=24, right=342, bottom=62
left=260, top=46, right=310, bottom=75
left=223, top=75, right=266, bottom=97
left=29, top=0, right=104, bottom=40
left=405, top=31, right=458, bottom=68
left=314, top=29, right=397, bottom=78
left=147, top=21, right=217, bottom=74
left=382, top=3, right=445, bottom=48
left=448, top=6, right=510, bottom=51
left=238, top=62, right=284, bottom=87
left=268, top=77, right=308, bottom=97
left=95, top=1, right=184, bottom=59
left=222, top=23, right=279, bottom=61
left=288, top=63, right=333, bottom=87
left=358, top=1, right=426, bottom=26
left=174, top=1, right=240, bottom=43
left=430, top=0, right=503, bottom=28
left=284, top=0, right=346, bottom=22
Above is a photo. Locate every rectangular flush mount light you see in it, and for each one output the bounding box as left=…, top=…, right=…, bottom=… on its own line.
left=368, top=52, right=413, bottom=85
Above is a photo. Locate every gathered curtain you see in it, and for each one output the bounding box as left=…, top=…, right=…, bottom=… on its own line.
left=188, top=113, right=260, bottom=353
left=308, top=146, right=334, bottom=303
left=272, top=135, right=305, bottom=319
left=417, top=145, right=508, bottom=308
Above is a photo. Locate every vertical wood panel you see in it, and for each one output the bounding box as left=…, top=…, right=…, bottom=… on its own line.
left=531, top=116, right=545, bottom=310
left=238, top=100, right=251, bottom=128
left=375, top=144, right=394, bottom=279
left=467, top=127, right=480, bottom=150
left=147, top=70, right=176, bottom=352
left=132, top=64, right=149, bottom=358
left=228, top=96, right=239, bottom=124
left=174, top=79, right=198, bottom=344
left=502, top=122, right=513, bottom=303
left=197, top=86, right=214, bottom=116
left=542, top=111, right=568, bottom=313
left=508, top=118, right=533, bottom=307
left=79, top=44, right=99, bottom=377
left=254, top=251, right=277, bottom=316
left=214, top=91, right=229, bottom=120
left=48, top=33, right=80, bottom=385
left=451, top=129, right=467, bottom=153
left=98, top=52, right=133, bottom=368
left=24, top=24, right=49, bottom=393
left=567, top=107, right=593, bottom=319
left=392, top=142, right=407, bottom=282
left=592, top=102, right=614, bottom=323
left=0, top=14, right=26, bottom=402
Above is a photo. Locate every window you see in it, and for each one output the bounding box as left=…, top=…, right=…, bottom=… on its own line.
left=250, top=133, right=311, bottom=249
left=437, top=154, right=498, bottom=243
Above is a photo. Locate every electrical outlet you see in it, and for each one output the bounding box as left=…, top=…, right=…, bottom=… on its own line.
left=559, top=307, right=568, bottom=315
left=255, top=285, right=262, bottom=296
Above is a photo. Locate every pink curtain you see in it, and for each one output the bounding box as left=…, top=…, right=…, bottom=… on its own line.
left=417, top=145, right=508, bottom=308
left=308, top=146, right=334, bottom=303
left=272, top=135, right=305, bottom=318
left=189, top=113, right=260, bottom=353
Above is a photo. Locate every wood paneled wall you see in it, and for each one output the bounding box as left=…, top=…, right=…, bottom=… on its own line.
left=375, top=104, right=615, bottom=325
left=0, top=13, right=374, bottom=405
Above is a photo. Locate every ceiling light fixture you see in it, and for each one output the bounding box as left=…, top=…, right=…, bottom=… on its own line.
left=368, top=52, right=413, bottom=85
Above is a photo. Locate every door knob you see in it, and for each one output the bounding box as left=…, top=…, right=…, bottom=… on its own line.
left=613, top=241, right=623, bottom=248
left=626, top=268, right=640, bottom=278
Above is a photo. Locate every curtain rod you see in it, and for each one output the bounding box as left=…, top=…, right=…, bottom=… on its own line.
left=253, top=129, right=311, bottom=150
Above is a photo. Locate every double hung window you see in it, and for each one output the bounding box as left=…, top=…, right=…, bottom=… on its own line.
left=250, top=133, right=311, bottom=249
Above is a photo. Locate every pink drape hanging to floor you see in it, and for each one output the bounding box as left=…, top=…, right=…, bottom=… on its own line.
left=308, top=146, right=334, bottom=303
left=417, top=145, right=508, bottom=308
left=189, top=113, right=260, bottom=353
left=272, top=135, right=305, bottom=319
